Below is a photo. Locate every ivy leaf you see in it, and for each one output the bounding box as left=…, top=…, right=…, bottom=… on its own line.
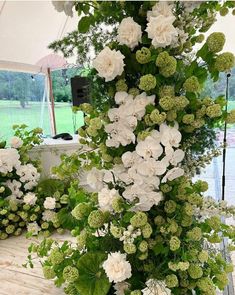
left=78, top=16, right=94, bottom=33
left=76, top=252, right=110, bottom=295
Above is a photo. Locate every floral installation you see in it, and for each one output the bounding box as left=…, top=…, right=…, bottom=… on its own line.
left=27, top=1, right=235, bottom=295
left=0, top=125, right=71, bottom=239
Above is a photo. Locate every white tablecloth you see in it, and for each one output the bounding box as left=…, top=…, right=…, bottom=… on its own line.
left=29, top=135, right=80, bottom=178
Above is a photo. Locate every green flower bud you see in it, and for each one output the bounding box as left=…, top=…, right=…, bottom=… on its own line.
left=207, top=216, right=221, bottom=231
left=198, top=250, right=209, bottom=263
left=136, top=47, right=151, bottom=64
left=175, top=96, right=189, bottom=110
left=154, top=215, right=165, bottom=226
left=207, top=32, right=225, bottom=53
left=130, top=212, right=148, bottom=228
left=142, top=223, right=153, bottom=238
left=194, top=180, right=208, bottom=192
left=0, top=209, right=7, bottom=215
left=77, top=230, right=87, bottom=250
left=77, top=127, right=87, bottom=137
left=159, top=85, right=175, bottom=98
left=138, top=251, right=148, bottom=260
left=0, top=232, right=8, bottom=239
left=49, top=248, right=64, bottom=265
left=196, top=34, right=205, bottom=43
left=156, top=52, right=177, bottom=77
left=110, top=224, right=124, bottom=239
left=88, top=210, right=105, bottom=228
left=0, top=186, right=5, bottom=193
left=14, top=228, right=22, bottom=236
left=112, top=197, right=124, bottom=213
left=206, top=104, right=222, bottom=118
left=178, top=261, right=190, bottom=271
left=159, top=96, right=175, bottom=111
left=183, top=76, right=200, bottom=93
left=2, top=219, right=9, bottom=226
left=187, top=227, right=202, bottom=241
left=72, top=203, right=91, bottom=220
left=139, top=74, right=156, bottom=91
left=225, top=263, right=234, bottom=273
left=184, top=202, right=193, bottom=216
left=164, top=200, right=177, bottom=214
left=166, top=110, right=177, bottom=122
left=150, top=109, right=166, bottom=124
left=43, top=266, right=56, bottom=279
left=220, top=7, right=229, bottom=16
left=226, top=109, right=235, bottom=123
left=182, top=114, right=195, bottom=124
left=63, top=266, right=79, bottom=282
left=197, top=277, right=216, bottom=294
left=80, top=103, right=93, bottom=114
left=166, top=274, right=178, bottom=288
left=138, top=240, right=148, bottom=252
left=169, top=236, right=181, bottom=251
left=6, top=225, right=15, bottom=234
left=124, top=243, right=137, bottom=254
left=160, top=184, right=172, bottom=193
left=215, top=52, right=235, bottom=72
left=41, top=222, right=49, bottom=229
left=188, top=264, right=203, bottom=279
left=90, top=117, right=102, bottom=129
left=128, top=88, right=140, bottom=97
left=130, top=291, right=141, bottom=295
left=116, top=79, right=128, bottom=92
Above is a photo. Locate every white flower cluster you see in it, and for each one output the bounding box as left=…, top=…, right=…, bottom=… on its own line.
left=103, top=251, right=132, bottom=283
left=52, top=1, right=75, bottom=17
left=114, top=282, right=130, bottom=295
left=146, top=2, right=178, bottom=48
left=98, top=187, right=120, bottom=212
left=105, top=91, right=155, bottom=148
left=5, top=179, right=23, bottom=201
left=0, top=148, right=20, bottom=174
left=16, top=163, right=40, bottom=190
left=27, top=221, right=41, bottom=236
left=23, top=192, right=37, bottom=206
left=142, top=279, right=171, bottom=295
left=108, top=123, right=185, bottom=211
left=10, top=136, right=23, bottom=149
left=119, top=225, right=141, bottom=244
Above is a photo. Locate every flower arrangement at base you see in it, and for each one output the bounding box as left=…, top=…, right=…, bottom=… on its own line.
left=27, top=1, right=235, bottom=295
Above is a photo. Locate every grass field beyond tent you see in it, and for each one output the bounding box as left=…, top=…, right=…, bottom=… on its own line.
left=0, top=100, right=84, bottom=140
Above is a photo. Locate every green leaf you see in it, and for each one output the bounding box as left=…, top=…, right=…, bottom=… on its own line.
left=78, top=16, right=94, bottom=33
left=76, top=252, right=110, bottom=295
left=57, top=208, right=78, bottom=230
left=0, top=141, right=6, bottom=148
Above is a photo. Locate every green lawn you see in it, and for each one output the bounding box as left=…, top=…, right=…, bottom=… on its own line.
left=0, top=100, right=84, bottom=140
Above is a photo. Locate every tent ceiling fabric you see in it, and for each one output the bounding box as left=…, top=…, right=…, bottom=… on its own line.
left=0, top=0, right=78, bottom=71
left=0, top=1, right=234, bottom=73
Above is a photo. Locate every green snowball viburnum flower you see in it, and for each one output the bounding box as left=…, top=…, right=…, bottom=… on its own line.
left=197, top=277, right=216, bottom=295
left=166, top=110, right=177, bottom=122
left=194, top=180, right=208, bottom=192
left=183, top=76, right=200, bottom=93
left=77, top=230, right=87, bottom=250
left=207, top=32, right=225, bottom=53
left=139, top=74, right=156, bottom=91
left=71, top=203, right=91, bottom=220
left=150, top=109, right=166, bottom=124
left=124, top=243, right=137, bottom=254
left=169, top=236, right=181, bottom=251
left=178, top=261, right=190, bottom=271
left=206, top=104, right=222, bottom=118
left=142, top=223, right=153, bottom=238
left=188, top=264, right=203, bottom=279
left=196, top=34, right=205, bottom=43
left=198, top=250, right=209, bottom=263
left=159, top=85, right=175, bottom=98
left=130, top=212, right=148, bottom=228
left=227, top=109, right=235, bottom=123
left=128, top=87, right=140, bottom=97
left=164, top=200, right=177, bottom=214
left=63, top=266, right=79, bottom=282
left=130, top=290, right=141, bottom=295
left=220, top=7, right=229, bottom=16
left=156, top=51, right=177, bottom=77
left=159, top=96, right=175, bottom=111
left=112, top=196, right=124, bottom=213
left=165, top=274, right=179, bottom=288
left=6, top=225, right=15, bottom=234
left=136, top=47, right=151, bottom=64
left=138, top=240, right=148, bottom=252
left=110, top=223, right=124, bottom=239
left=175, top=96, right=189, bottom=110
left=88, top=210, right=105, bottom=228
left=49, top=248, right=64, bottom=265
left=207, top=216, right=221, bottom=231
left=187, top=227, right=202, bottom=241
left=215, top=52, right=235, bottom=72
left=116, top=79, right=128, bottom=92
left=182, top=114, right=195, bottom=125
left=42, top=266, right=56, bottom=279
left=154, top=215, right=165, bottom=226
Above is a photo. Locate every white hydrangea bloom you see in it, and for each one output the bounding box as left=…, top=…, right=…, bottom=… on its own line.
left=0, top=148, right=20, bottom=174
left=147, top=1, right=174, bottom=20
left=23, top=192, right=37, bottom=206
left=27, top=222, right=41, bottom=235
left=98, top=187, right=119, bottom=212
left=146, top=15, right=178, bottom=48
left=43, top=197, right=56, bottom=210
left=10, top=136, right=23, bottom=149
left=142, top=279, right=171, bottom=295
left=5, top=179, right=23, bottom=199
left=16, top=164, right=40, bottom=185
left=79, top=167, right=104, bottom=192
left=103, top=252, right=132, bottom=283
left=117, top=17, right=142, bottom=50
left=93, top=47, right=125, bottom=82
left=42, top=210, right=57, bottom=222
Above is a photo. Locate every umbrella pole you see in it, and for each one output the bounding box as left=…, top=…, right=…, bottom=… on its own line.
left=47, top=67, right=57, bottom=135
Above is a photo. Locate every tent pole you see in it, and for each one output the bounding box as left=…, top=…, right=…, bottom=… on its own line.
left=47, top=67, right=57, bottom=135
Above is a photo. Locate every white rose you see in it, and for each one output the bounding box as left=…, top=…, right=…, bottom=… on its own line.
left=0, top=148, right=20, bottom=174
left=146, top=15, right=178, bottom=48
left=103, top=252, right=132, bottom=283
left=23, top=192, right=37, bottom=206
left=43, top=197, right=56, bottom=210
left=27, top=222, right=41, bottom=236
left=117, top=17, right=142, bottom=50
left=147, top=1, right=174, bottom=20
left=93, top=47, right=125, bottom=82
left=98, top=187, right=119, bottom=212
left=42, top=210, right=56, bottom=222
left=10, top=136, right=23, bottom=149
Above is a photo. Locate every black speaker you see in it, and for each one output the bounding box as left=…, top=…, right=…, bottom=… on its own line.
left=71, top=76, right=90, bottom=106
